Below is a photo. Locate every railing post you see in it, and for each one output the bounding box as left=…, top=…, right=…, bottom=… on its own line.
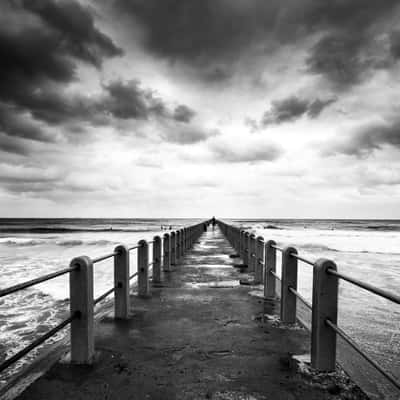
left=69, top=256, right=94, bottom=364
left=240, top=230, right=245, bottom=260
left=138, top=240, right=150, bottom=297
left=255, top=237, right=264, bottom=284
left=244, top=232, right=250, bottom=267
left=170, top=232, right=176, bottom=266
left=311, top=259, right=338, bottom=371
left=180, top=229, right=184, bottom=257
left=152, top=236, right=162, bottom=284
left=249, top=234, right=256, bottom=272
left=264, top=240, right=276, bottom=298
left=281, top=246, right=298, bottom=324
left=163, top=233, right=170, bottom=271
left=176, top=230, right=180, bottom=261
left=114, top=245, right=130, bottom=319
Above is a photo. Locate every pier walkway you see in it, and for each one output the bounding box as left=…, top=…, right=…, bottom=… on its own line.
left=15, top=227, right=352, bottom=400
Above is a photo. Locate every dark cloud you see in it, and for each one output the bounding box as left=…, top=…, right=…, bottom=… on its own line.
left=326, top=117, right=400, bottom=157
left=114, top=0, right=278, bottom=62
left=0, top=133, right=31, bottom=155
left=161, top=124, right=219, bottom=145
left=304, top=1, right=398, bottom=31
left=305, top=0, right=400, bottom=87
left=389, top=30, right=400, bottom=59
left=22, top=0, right=123, bottom=66
left=113, top=0, right=302, bottom=83
left=101, top=80, right=167, bottom=120
left=210, top=141, right=282, bottom=163
left=308, top=98, right=337, bottom=118
left=256, top=96, right=335, bottom=128
left=263, top=97, right=309, bottom=125
left=0, top=104, right=55, bottom=142
left=173, top=105, right=196, bottom=123
left=306, top=34, right=370, bottom=87
left=0, top=0, right=122, bottom=95
left=114, top=0, right=400, bottom=86
left=0, top=0, right=122, bottom=144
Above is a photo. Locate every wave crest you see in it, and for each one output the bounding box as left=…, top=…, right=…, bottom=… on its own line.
left=0, top=238, right=116, bottom=247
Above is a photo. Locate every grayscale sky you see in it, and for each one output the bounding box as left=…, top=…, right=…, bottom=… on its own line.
left=1, top=0, right=400, bottom=218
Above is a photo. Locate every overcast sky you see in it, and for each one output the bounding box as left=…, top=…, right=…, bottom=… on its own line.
left=1, top=0, right=400, bottom=218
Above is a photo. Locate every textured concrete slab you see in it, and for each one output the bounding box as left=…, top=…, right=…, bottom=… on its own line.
left=15, top=228, right=366, bottom=400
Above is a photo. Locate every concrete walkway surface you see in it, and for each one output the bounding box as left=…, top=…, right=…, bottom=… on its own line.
left=15, top=228, right=367, bottom=400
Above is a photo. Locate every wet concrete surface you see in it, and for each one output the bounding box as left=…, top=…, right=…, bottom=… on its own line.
left=15, top=228, right=366, bottom=400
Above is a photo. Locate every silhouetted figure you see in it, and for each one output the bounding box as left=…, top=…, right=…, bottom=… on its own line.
left=211, top=216, right=216, bottom=230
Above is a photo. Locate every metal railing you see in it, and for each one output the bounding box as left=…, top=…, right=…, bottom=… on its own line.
left=0, top=220, right=209, bottom=373
left=217, top=219, right=400, bottom=391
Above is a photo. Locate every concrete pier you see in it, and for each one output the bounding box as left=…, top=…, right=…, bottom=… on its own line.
left=15, top=227, right=365, bottom=400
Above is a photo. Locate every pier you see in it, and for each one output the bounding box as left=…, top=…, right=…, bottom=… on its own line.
left=0, top=220, right=398, bottom=399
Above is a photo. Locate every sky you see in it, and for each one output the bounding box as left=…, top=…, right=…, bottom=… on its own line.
left=1, top=0, right=400, bottom=219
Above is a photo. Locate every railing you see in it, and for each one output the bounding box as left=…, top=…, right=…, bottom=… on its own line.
left=0, top=220, right=209, bottom=372
left=217, top=219, right=400, bottom=391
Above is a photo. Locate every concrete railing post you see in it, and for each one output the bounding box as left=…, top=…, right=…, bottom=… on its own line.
left=114, top=245, right=130, bottom=319
left=244, top=232, right=250, bottom=267
left=240, top=231, right=245, bottom=260
left=176, top=230, right=180, bottom=261
left=69, top=256, right=94, bottom=364
left=163, top=233, right=170, bottom=271
left=264, top=240, right=276, bottom=298
left=255, top=237, right=264, bottom=284
left=170, top=232, right=176, bottom=266
left=152, top=236, right=162, bottom=284
left=281, top=246, right=298, bottom=324
left=311, top=259, right=338, bottom=371
left=180, top=229, right=184, bottom=257
left=138, top=240, right=150, bottom=297
left=249, top=234, right=256, bottom=272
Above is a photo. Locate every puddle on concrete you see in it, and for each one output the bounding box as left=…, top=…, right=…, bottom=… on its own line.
left=185, top=263, right=232, bottom=269
left=210, top=391, right=266, bottom=400
left=248, top=290, right=264, bottom=299
left=174, top=293, right=214, bottom=303
left=185, top=280, right=240, bottom=289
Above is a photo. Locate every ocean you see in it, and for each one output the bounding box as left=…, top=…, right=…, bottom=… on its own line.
left=0, top=218, right=399, bottom=396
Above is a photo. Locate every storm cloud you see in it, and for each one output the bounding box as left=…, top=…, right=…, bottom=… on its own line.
left=173, top=105, right=196, bottom=123
left=100, top=80, right=168, bottom=120
left=114, top=0, right=400, bottom=87
left=209, top=139, right=282, bottom=163
left=247, top=96, right=336, bottom=130
left=161, top=124, right=219, bottom=145
left=326, top=117, right=400, bottom=157
left=0, top=0, right=123, bottom=149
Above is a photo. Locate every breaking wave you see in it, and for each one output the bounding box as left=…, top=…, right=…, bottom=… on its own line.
left=0, top=238, right=117, bottom=247
left=0, top=227, right=156, bottom=234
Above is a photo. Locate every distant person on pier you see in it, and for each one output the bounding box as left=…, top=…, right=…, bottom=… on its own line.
left=211, top=216, right=216, bottom=230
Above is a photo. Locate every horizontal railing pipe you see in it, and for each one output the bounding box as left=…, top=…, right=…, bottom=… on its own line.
left=0, top=266, right=78, bottom=298
left=327, top=268, right=400, bottom=305
left=92, top=251, right=118, bottom=264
